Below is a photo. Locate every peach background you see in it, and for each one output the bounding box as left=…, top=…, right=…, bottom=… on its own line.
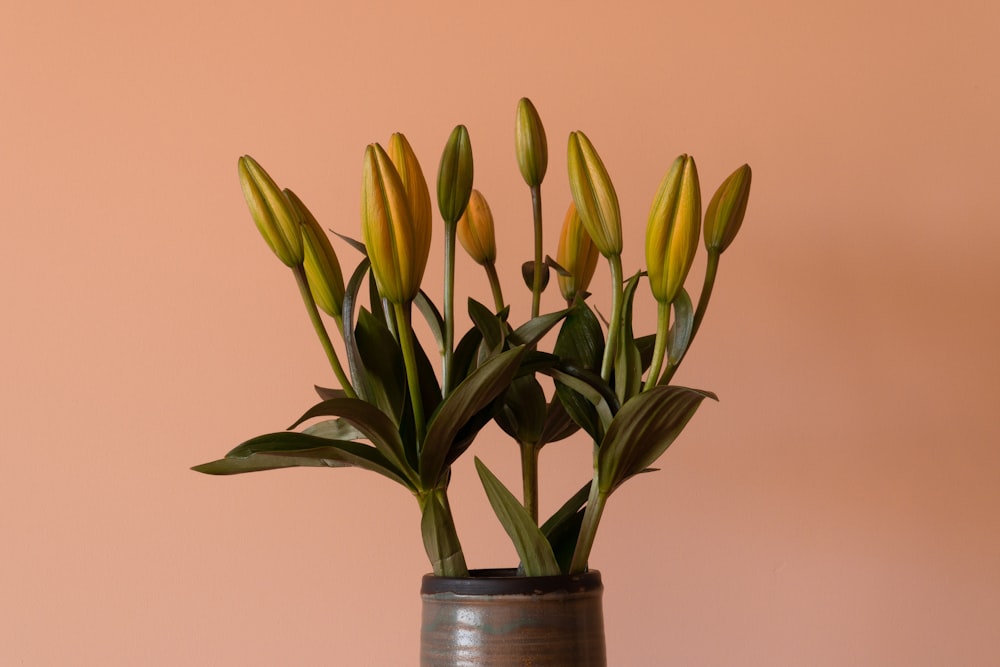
left=3, top=0, right=999, bottom=664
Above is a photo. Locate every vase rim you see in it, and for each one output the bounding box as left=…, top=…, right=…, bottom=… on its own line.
left=421, top=568, right=603, bottom=596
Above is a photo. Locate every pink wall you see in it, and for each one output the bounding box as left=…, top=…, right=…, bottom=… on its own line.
left=3, top=0, right=999, bottom=664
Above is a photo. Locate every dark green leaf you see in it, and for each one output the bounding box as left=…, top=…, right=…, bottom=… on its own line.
left=286, top=397, right=412, bottom=481
left=475, top=458, right=561, bottom=576
left=613, top=271, right=643, bottom=403
left=667, top=288, right=694, bottom=366
left=549, top=368, right=615, bottom=441
left=419, top=488, right=468, bottom=577
left=205, top=431, right=412, bottom=488
left=355, top=308, right=406, bottom=421
left=468, top=298, right=505, bottom=355
left=414, top=290, right=446, bottom=356
left=521, top=260, right=550, bottom=292
left=420, top=346, right=526, bottom=487
left=301, top=419, right=364, bottom=440
left=598, top=385, right=716, bottom=493
left=314, top=386, right=348, bottom=401
left=508, top=308, right=570, bottom=349
left=538, top=395, right=581, bottom=445
left=342, top=258, right=373, bottom=399
left=450, top=325, right=484, bottom=387
left=541, top=481, right=592, bottom=574
left=330, top=230, right=368, bottom=256
left=495, top=376, right=548, bottom=446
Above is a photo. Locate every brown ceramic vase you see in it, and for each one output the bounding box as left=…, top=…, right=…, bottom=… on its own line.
left=420, top=568, right=606, bottom=666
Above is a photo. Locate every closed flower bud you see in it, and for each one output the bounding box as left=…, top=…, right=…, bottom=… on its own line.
left=556, top=201, right=600, bottom=303
left=515, top=97, right=547, bottom=187
left=437, top=125, right=474, bottom=225
left=361, top=144, right=423, bottom=304
left=457, top=189, right=497, bottom=266
left=646, top=154, right=701, bottom=304
left=285, top=189, right=345, bottom=320
left=237, top=155, right=303, bottom=267
left=566, top=131, right=622, bottom=257
left=388, top=133, right=433, bottom=283
left=704, top=164, right=752, bottom=254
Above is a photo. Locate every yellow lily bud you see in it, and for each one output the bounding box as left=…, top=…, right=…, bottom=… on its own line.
left=645, top=154, right=701, bottom=305
left=457, top=189, right=497, bottom=266
left=361, top=143, right=423, bottom=304
left=515, top=97, right=547, bottom=187
left=388, top=133, right=433, bottom=283
left=237, top=155, right=303, bottom=267
left=556, top=201, right=600, bottom=303
left=704, top=164, right=752, bottom=254
left=437, top=125, right=474, bottom=225
left=566, top=131, right=622, bottom=257
left=285, top=189, right=345, bottom=320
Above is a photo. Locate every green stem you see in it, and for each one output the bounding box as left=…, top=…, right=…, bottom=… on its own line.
left=643, top=300, right=671, bottom=392
left=600, top=254, right=624, bottom=382
left=418, top=486, right=469, bottom=577
left=292, top=266, right=357, bottom=399
left=394, top=301, right=426, bottom=446
left=660, top=251, right=720, bottom=385
left=520, top=441, right=540, bottom=525
left=569, top=474, right=608, bottom=574
left=443, top=221, right=457, bottom=396
left=484, top=262, right=505, bottom=314
left=530, top=185, right=544, bottom=319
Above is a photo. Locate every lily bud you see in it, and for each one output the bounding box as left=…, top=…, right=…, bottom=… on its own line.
left=361, top=143, right=423, bottom=304
left=388, top=133, right=433, bottom=283
left=437, top=125, right=474, bottom=225
left=556, top=201, right=600, bottom=303
left=457, top=189, right=497, bottom=266
left=704, top=164, right=752, bottom=254
left=566, top=131, right=622, bottom=257
left=237, top=155, right=303, bottom=267
left=645, top=154, right=701, bottom=305
left=515, top=97, right=547, bottom=187
left=285, top=189, right=345, bottom=320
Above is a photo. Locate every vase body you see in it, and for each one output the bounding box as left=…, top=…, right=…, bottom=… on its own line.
left=420, top=568, right=606, bottom=667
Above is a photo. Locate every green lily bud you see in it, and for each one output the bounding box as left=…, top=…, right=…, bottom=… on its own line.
left=388, top=133, right=433, bottom=283
left=237, top=155, right=303, bottom=267
left=566, top=131, right=622, bottom=257
left=645, top=154, right=701, bottom=305
left=361, top=143, right=423, bottom=304
left=515, top=97, right=547, bottom=187
left=556, top=201, right=600, bottom=303
left=436, top=125, right=474, bottom=225
left=704, top=164, right=752, bottom=254
left=457, top=189, right=497, bottom=266
left=285, top=189, right=345, bottom=320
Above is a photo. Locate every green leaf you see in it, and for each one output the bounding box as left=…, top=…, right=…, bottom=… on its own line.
left=420, top=346, right=527, bottom=487
left=667, top=288, right=694, bottom=366
left=287, top=397, right=413, bottom=483
left=553, top=304, right=605, bottom=442
left=414, top=290, right=446, bottom=356
left=549, top=366, right=616, bottom=442
left=450, top=325, right=484, bottom=387
left=201, top=431, right=413, bottom=488
left=495, top=376, right=548, bottom=446
left=508, top=308, right=570, bottom=349
left=330, top=230, right=368, bottom=256
left=598, top=385, right=716, bottom=494
left=301, top=419, right=364, bottom=440
left=419, top=487, right=469, bottom=577
left=468, top=298, right=505, bottom=356
left=355, top=308, right=406, bottom=421
left=342, top=258, right=373, bottom=399
left=613, top=271, right=643, bottom=403
left=540, top=481, right=591, bottom=574
left=475, top=458, right=561, bottom=577
left=314, top=386, right=348, bottom=401
left=537, top=396, right=580, bottom=445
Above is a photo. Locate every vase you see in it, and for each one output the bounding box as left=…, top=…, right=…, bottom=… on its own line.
left=420, top=568, right=606, bottom=666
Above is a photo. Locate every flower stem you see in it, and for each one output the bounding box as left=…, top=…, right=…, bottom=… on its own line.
left=485, top=262, right=505, bottom=314
left=600, top=254, right=624, bottom=382
left=520, top=441, right=540, bottom=525
left=293, top=266, right=357, bottom=398
left=660, top=250, right=720, bottom=385
left=443, top=221, right=457, bottom=396
left=530, top=185, right=544, bottom=319
left=643, top=300, right=671, bottom=392
left=394, top=301, right=426, bottom=446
